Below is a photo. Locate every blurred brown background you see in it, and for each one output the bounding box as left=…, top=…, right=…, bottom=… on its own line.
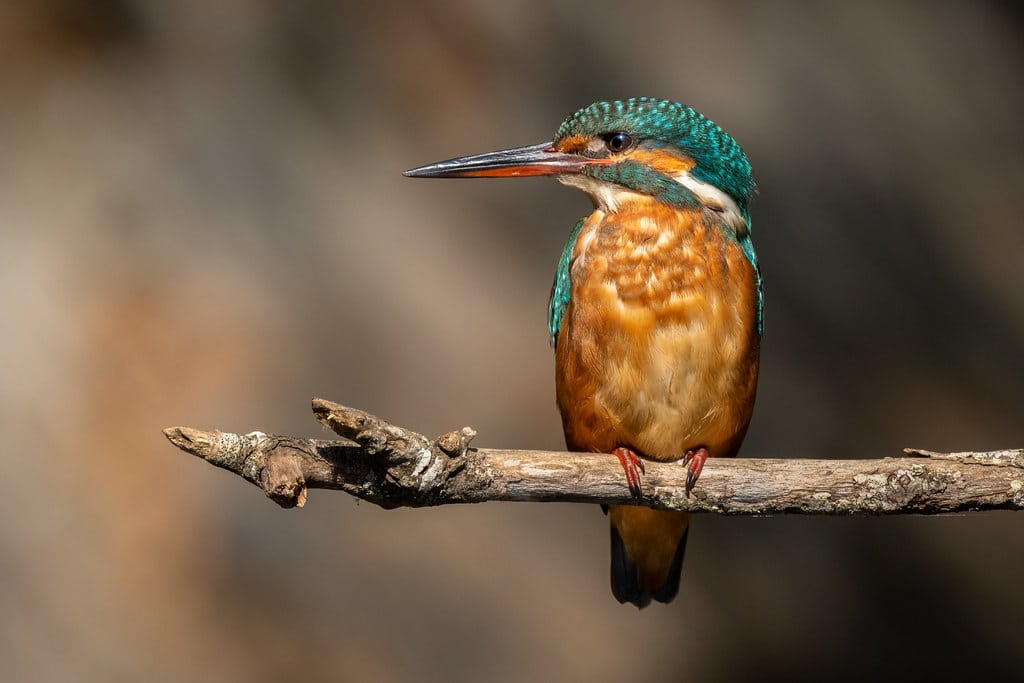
left=2, top=1, right=1022, bottom=680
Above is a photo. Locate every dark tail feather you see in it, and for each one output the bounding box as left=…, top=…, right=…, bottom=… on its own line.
left=651, top=526, right=688, bottom=603
left=610, top=522, right=649, bottom=607
left=609, top=517, right=689, bottom=609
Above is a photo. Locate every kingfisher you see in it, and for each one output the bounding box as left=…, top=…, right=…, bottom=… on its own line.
left=405, top=98, right=761, bottom=608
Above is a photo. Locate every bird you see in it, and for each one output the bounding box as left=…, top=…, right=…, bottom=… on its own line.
left=404, top=97, right=761, bottom=608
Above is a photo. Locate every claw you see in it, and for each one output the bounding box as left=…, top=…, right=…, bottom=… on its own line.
left=681, top=447, right=709, bottom=497
left=613, top=447, right=645, bottom=501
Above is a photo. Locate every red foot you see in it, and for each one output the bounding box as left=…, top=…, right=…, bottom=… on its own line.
left=681, top=447, right=709, bottom=497
left=613, top=447, right=645, bottom=501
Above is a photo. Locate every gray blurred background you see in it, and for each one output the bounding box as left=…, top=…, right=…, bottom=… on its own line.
left=2, top=1, right=1022, bottom=680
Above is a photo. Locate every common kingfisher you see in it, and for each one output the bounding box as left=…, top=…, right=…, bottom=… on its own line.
left=405, top=98, right=761, bottom=608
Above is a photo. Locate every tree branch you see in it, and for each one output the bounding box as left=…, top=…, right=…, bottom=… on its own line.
left=163, top=398, right=1024, bottom=515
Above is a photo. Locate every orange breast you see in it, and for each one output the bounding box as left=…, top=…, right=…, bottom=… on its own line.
left=555, top=200, right=760, bottom=461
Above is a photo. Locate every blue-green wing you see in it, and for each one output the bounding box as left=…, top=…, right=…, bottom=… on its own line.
left=737, top=228, right=763, bottom=337
left=548, top=218, right=586, bottom=347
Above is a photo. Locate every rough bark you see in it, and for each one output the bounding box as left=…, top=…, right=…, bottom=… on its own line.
left=163, top=398, right=1024, bottom=515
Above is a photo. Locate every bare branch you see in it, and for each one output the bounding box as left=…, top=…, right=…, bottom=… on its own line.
left=163, top=398, right=1024, bottom=515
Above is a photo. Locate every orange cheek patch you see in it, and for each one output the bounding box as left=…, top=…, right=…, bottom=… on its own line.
left=629, top=149, right=696, bottom=175
left=557, top=135, right=589, bottom=154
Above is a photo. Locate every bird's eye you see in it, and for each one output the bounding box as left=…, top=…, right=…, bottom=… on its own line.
left=604, top=132, right=634, bottom=153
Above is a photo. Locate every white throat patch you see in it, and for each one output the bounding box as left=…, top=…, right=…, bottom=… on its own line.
left=556, top=174, right=648, bottom=213
left=557, top=171, right=748, bottom=236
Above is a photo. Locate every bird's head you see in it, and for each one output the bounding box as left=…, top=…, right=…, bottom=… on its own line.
left=404, top=97, right=755, bottom=234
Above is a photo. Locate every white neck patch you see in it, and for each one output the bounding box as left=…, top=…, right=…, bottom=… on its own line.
left=674, top=172, right=748, bottom=237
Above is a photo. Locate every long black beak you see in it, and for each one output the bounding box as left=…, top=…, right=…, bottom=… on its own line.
left=404, top=142, right=599, bottom=178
